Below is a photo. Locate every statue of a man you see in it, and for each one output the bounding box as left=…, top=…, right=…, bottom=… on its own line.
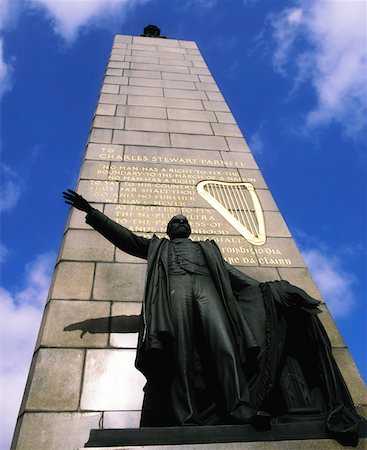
left=63, top=189, right=361, bottom=444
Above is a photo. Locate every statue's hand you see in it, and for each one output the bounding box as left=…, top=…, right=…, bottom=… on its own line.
left=62, top=189, right=93, bottom=213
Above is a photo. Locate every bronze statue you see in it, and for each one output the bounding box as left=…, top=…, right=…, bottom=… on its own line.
left=63, top=189, right=362, bottom=445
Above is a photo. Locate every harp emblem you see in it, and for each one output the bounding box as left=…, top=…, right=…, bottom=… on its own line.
left=197, top=180, right=266, bottom=245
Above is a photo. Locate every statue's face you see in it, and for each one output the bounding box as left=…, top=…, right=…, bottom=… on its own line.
left=167, top=215, right=191, bottom=239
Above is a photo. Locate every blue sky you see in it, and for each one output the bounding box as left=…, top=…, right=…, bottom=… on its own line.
left=0, top=0, right=366, bottom=448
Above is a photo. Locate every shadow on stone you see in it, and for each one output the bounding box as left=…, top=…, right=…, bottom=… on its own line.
left=64, top=315, right=140, bottom=338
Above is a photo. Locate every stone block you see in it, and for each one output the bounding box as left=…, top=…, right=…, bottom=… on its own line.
left=101, top=84, right=119, bottom=94
left=125, top=55, right=159, bottom=64
left=109, top=54, right=127, bottom=62
left=171, top=133, right=228, bottom=151
left=129, top=77, right=196, bottom=90
left=167, top=108, right=217, bottom=122
left=162, top=71, right=200, bottom=82
left=184, top=53, right=204, bottom=62
left=96, top=103, right=116, bottom=116
left=128, top=94, right=204, bottom=110
left=106, top=67, right=123, bottom=76
left=119, top=85, right=163, bottom=97
left=85, top=143, right=124, bottom=162
left=116, top=104, right=167, bottom=119
left=129, top=43, right=158, bottom=52
left=13, top=412, right=101, bottom=450
left=114, top=35, right=133, bottom=44
left=113, top=130, right=170, bottom=147
left=61, top=229, right=114, bottom=261
left=133, top=36, right=180, bottom=47
left=264, top=211, right=292, bottom=238
left=203, top=100, right=230, bottom=112
left=277, top=267, right=323, bottom=301
left=51, top=262, right=94, bottom=300
left=93, top=115, right=125, bottom=129
left=238, top=168, right=268, bottom=188
left=93, top=263, right=147, bottom=301
left=80, top=349, right=146, bottom=410
left=89, top=128, right=113, bottom=144
left=40, top=300, right=110, bottom=347
left=115, top=247, right=148, bottom=263
left=190, top=66, right=212, bottom=76
left=199, top=74, right=215, bottom=83
left=332, top=348, right=367, bottom=404
left=222, top=153, right=258, bottom=170
left=256, top=189, right=278, bottom=211
left=80, top=160, right=110, bottom=180
left=131, top=62, right=190, bottom=74
left=193, top=60, right=208, bottom=68
left=159, top=57, right=193, bottom=67
left=24, top=348, right=84, bottom=411
left=112, top=43, right=128, bottom=49
left=110, top=302, right=142, bottom=348
left=212, top=123, right=243, bottom=137
left=125, top=117, right=213, bottom=135
left=134, top=50, right=186, bottom=60
left=99, top=93, right=127, bottom=105
left=215, top=111, right=236, bottom=123
left=104, top=75, right=129, bottom=85
left=68, top=203, right=104, bottom=229
left=227, top=137, right=251, bottom=151
left=257, top=237, right=306, bottom=268
left=103, top=411, right=141, bottom=429
left=196, top=82, right=220, bottom=92
left=318, top=304, right=346, bottom=347
left=107, top=60, right=130, bottom=69
left=78, top=179, right=119, bottom=203
left=123, top=68, right=162, bottom=79
left=179, top=40, right=198, bottom=49
left=207, top=91, right=225, bottom=101
left=110, top=48, right=131, bottom=56
left=164, top=88, right=208, bottom=100
left=187, top=48, right=201, bottom=55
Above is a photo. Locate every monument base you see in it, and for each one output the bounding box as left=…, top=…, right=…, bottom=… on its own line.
left=84, top=420, right=367, bottom=448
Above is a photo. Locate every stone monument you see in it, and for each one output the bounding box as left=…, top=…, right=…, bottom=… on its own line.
left=11, top=28, right=367, bottom=449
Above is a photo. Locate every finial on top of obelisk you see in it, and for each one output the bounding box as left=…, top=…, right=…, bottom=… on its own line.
left=140, top=24, right=167, bottom=39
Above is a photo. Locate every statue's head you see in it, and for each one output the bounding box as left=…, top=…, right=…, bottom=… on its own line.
left=167, top=215, right=191, bottom=239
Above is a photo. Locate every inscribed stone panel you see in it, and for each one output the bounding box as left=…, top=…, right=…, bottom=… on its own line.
left=93, top=263, right=146, bottom=301
left=80, top=349, right=145, bottom=410
left=61, top=229, right=114, bottom=261
left=25, top=349, right=84, bottom=411
left=257, top=237, right=306, bottom=268
left=40, top=300, right=110, bottom=347
left=51, top=262, right=94, bottom=300
left=78, top=179, right=119, bottom=203
left=85, top=143, right=124, bottom=162
left=80, top=160, right=110, bottom=180
left=110, top=302, right=141, bottom=348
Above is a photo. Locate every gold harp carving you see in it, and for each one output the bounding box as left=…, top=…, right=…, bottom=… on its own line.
left=197, top=180, right=266, bottom=245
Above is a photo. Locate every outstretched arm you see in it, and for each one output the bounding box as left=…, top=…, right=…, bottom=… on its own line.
left=62, top=189, right=150, bottom=260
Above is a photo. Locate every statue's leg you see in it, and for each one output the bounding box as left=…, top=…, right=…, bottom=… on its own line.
left=193, top=275, right=258, bottom=424
left=169, top=274, right=200, bottom=425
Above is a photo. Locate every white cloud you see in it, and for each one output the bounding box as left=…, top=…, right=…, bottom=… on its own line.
left=269, top=0, right=367, bottom=139
left=0, top=252, right=55, bottom=450
left=0, top=243, right=8, bottom=263
left=0, top=38, right=13, bottom=100
left=0, top=164, right=22, bottom=212
left=302, top=247, right=356, bottom=317
left=28, top=0, right=151, bottom=43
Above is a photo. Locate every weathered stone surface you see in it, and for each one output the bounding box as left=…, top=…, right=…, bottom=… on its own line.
left=104, top=76, right=128, bottom=85
left=93, top=115, right=125, bottom=129
left=193, top=60, right=208, bottom=68
left=257, top=237, right=306, bottom=268
left=131, top=62, right=190, bottom=73
left=114, top=35, right=132, bottom=44
left=171, top=133, right=229, bottom=150
left=203, top=100, right=230, bottom=112
left=264, top=211, right=292, bottom=238
left=198, top=74, right=215, bottom=83
left=184, top=53, right=204, bottom=62
left=207, top=91, right=225, bottom=101
left=51, top=262, right=94, bottom=300
left=159, top=58, right=193, bottom=67
left=318, top=304, right=346, bottom=347
left=116, top=104, right=167, bottom=119
left=128, top=94, right=204, bottom=110
left=40, top=300, right=110, bottom=347
left=256, top=189, right=278, bottom=211
left=110, top=302, right=141, bottom=348
left=113, top=130, right=170, bottom=147
left=106, top=67, right=123, bottom=76
left=132, top=50, right=185, bottom=60
left=78, top=179, right=119, bottom=203
left=115, top=247, right=147, bottom=264
left=196, top=82, right=219, bottom=92
left=103, top=411, right=141, bottom=429
left=80, top=160, right=110, bottom=181
left=333, top=348, right=367, bottom=404
left=167, top=108, right=217, bottom=122
left=162, top=71, right=200, bottom=82
left=68, top=203, right=104, bottom=229
left=133, top=36, right=180, bottom=47
left=125, top=55, right=160, bottom=64
left=123, top=68, right=162, bottom=79
left=90, top=128, right=113, bottom=144
left=25, top=349, right=84, bottom=411
left=93, top=263, right=147, bottom=301
left=85, top=143, right=124, bottom=162
left=101, top=84, right=119, bottom=94
left=80, top=349, right=146, bottom=410
left=129, top=77, right=196, bottom=90
left=164, top=88, right=207, bottom=100
left=119, top=85, right=163, bottom=97
left=179, top=40, right=198, bottom=49
left=212, top=123, right=243, bottom=137
left=226, top=137, right=251, bottom=151
left=61, top=229, right=114, bottom=261
left=96, top=103, right=116, bottom=116
left=190, top=66, right=211, bottom=76
left=237, top=266, right=280, bottom=282
left=99, top=93, right=127, bottom=105
left=108, top=60, right=130, bottom=70
left=277, top=267, right=323, bottom=301
left=13, top=412, right=101, bottom=450
left=125, top=117, right=213, bottom=134
left=215, top=111, right=236, bottom=123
